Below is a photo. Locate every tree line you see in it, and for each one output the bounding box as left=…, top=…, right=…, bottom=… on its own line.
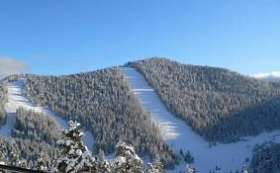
left=0, top=119, right=269, bottom=173
left=127, top=57, right=280, bottom=143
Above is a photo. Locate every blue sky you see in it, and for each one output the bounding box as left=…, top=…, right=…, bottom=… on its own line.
left=0, top=0, right=279, bottom=76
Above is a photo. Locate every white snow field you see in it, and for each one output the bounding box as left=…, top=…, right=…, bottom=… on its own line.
left=1, top=79, right=94, bottom=152
left=121, top=67, right=280, bottom=172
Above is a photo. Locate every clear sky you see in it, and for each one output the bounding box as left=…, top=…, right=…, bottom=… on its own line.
left=0, top=0, right=279, bottom=77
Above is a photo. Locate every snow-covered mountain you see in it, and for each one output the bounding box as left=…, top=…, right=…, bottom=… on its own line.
left=122, top=67, right=280, bottom=173
left=1, top=59, right=280, bottom=172
left=252, top=71, right=280, bottom=81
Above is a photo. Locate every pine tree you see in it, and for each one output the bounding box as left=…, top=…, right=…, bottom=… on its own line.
left=35, top=157, right=48, bottom=171
left=0, top=144, right=7, bottom=165
left=97, top=149, right=111, bottom=173
left=145, top=156, right=164, bottom=173
left=55, top=120, right=97, bottom=173
left=34, top=152, right=49, bottom=171
left=185, top=164, right=196, bottom=173
left=184, top=150, right=194, bottom=164
left=241, top=162, right=248, bottom=173
left=9, top=151, right=21, bottom=167
left=113, top=141, right=144, bottom=173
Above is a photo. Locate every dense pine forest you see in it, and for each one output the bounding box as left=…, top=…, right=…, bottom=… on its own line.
left=127, top=57, right=280, bottom=143
left=0, top=58, right=279, bottom=172
left=22, top=67, right=177, bottom=167
left=0, top=137, right=58, bottom=168
left=251, top=142, right=280, bottom=172
left=12, top=107, right=62, bottom=145
left=0, top=82, right=7, bottom=125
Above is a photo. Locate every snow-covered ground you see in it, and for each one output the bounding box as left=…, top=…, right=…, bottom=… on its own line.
left=252, top=71, right=280, bottom=82
left=1, top=79, right=94, bottom=152
left=121, top=67, right=280, bottom=172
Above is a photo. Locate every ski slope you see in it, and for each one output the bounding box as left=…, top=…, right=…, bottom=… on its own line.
left=1, top=79, right=94, bottom=152
left=122, top=67, right=280, bottom=172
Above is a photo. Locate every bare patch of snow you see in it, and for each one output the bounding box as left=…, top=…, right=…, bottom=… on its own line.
left=122, top=67, right=280, bottom=172
left=252, top=71, right=280, bottom=82
left=252, top=71, right=280, bottom=79
left=83, top=130, right=94, bottom=152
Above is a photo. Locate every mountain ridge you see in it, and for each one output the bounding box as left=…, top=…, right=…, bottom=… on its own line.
left=1, top=57, right=280, bottom=172
left=127, top=57, right=280, bottom=143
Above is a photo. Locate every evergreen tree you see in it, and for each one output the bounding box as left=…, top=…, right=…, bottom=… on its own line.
left=145, top=157, right=164, bottom=173
left=97, top=149, right=111, bottom=173
left=9, top=151, right=21, bottom=167
left=35, top=157, right=48, bottom=171
left=241, top=162, right=248, bottom=173
left=184, top=150, right=194, bottom=164
left=113, top=141, right=144, bottom=173
left=55, top=120, right=97, bottom=173
left=185, top=164, right=196, bottom=173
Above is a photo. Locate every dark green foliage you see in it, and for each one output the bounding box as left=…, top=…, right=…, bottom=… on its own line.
left=12, top=107, right=62, bottom=145
left=127, top=57, right=280, bottom=143
left=23, top=67, right=176, bottom=167
left=0, top=137, right=58, bottom=168
left=250, top=143, right=280, bottom=173
left=184, top=151, right=194, bottom=164
left=0, top=82, right=8, bottom=126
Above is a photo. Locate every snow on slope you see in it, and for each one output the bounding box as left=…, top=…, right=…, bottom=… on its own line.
left=0, top=113, right=15, bottom=137
left=1, top=79, right=94, bottom=152
left=252, top=71, right=280, bottom=81
left=121, top=67, right=280, bottom=172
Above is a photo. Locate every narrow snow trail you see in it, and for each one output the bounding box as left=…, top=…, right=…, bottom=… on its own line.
left=1, top=79, right=94, bottom=152
left=0, top=113, right=15, bottom=137
left=121, top=67, right=280, bottom=172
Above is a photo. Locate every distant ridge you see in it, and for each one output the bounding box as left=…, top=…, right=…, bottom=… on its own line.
left=252, top=71, right=280, bottom=82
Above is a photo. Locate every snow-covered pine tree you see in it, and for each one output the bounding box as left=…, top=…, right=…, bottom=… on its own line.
left=55, top=120, right=97, bottom=173
left=0, top=143, right=7, bottom=165
left=185, top=164, right=196, bottom=173
left=9, top=151, right=21, bottom=167
left=113, top=141, right=144, bottom=173
left=241, top=162, right=248, bottom=173
left=35, top=157, right=48, bottom=171
left=145, top=156, right=164, bottom=173
left=96, top=149, right=111, bottom=173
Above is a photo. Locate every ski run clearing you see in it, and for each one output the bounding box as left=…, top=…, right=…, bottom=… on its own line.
left=1, top=79, right=94, bottom=152
left=121, top=67, right=280, bottom=173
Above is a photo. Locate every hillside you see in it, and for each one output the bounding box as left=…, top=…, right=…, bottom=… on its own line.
left=250, top=142, right=280, bottom=172
left=0, top=82, right=7, bottom=125
left=22, top=67, right=177, bottom=167
left=12, top=107, right=62, bottom=145
left=127, top=57, right=280, bottom=143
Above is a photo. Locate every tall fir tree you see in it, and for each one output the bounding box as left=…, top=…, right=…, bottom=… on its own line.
left=97, top=149, right=111, bottom=173
left=145, top=156, right=164, bottom=173
left=113, top=141, right=144, bottom=173
left=55, top=120, right=97, bottom=173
